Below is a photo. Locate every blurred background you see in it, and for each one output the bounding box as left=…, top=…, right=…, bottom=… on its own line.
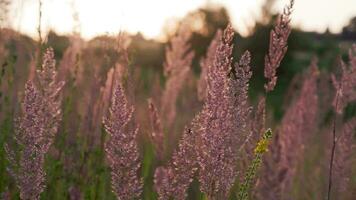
left=0, top=0, right=356, bottom=199
left=4, top=0, right=356, bottom=40
left=1, top=0, right=356, bottom=116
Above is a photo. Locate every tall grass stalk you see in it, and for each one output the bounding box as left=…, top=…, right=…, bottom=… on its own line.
left=238, top=129, right=273, bottom=200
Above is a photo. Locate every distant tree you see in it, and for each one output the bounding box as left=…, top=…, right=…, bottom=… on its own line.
left=47, top=31, right=70, bottom=59
left=260, top=0, right=277, bottom=24
left=187, top=7, right=230, bottom=38
left=170, top=7, right=231, bottom=73
left=344, top=17, right=356, bottom=33
left=342, top=17, right=356, bottom=39
left=162, top=6, right=230, bottom=40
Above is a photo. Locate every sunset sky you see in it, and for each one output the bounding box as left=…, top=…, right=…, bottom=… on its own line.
left=8, top=0, right=356, bottom=40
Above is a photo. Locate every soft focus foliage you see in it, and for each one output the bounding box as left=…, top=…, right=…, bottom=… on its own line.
left=332, top=45, right=356, bottom=114
left=161, top=26, right=194, bottom=129
left=0, top=1, right=356, bottom=199
left=256, top=59, right=319, bottom=200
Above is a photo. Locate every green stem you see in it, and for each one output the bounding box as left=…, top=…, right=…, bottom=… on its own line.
left=238, top=129, right=273, bottom=200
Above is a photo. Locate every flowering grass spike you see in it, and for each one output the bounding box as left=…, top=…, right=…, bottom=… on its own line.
left=103, top=81, right=143, bottom=200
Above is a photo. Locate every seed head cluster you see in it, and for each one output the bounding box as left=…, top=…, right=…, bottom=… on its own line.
left=5, top=48, right=64, bottom=200
left=194, top=24, right=252, bottom=199
left=103, top=81, right=143, bottom=200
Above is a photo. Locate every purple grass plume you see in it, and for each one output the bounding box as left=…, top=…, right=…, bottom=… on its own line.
left=103, top=80, right=143, bottom=200
left=333, top=117, right=356, bottom=196
left=327, top=45, right=356, bottom=200
left=256, top=59, right=319, bottom=199
left=331, top=45, right=356, bottom=114
left=250, top=97, right=266, bottom=150
left=154, top=127, right=198, bottom=200
left=241, top=96, right=266, bottom=172
left=5, top=47, right=64, bottom=200
left=194, top=24, right=252, bottom=199
left=147, top=98, right=165, bottom=161
left=237, top=97, right=267, bottom=187
left=264, top=0, right=294, bottom=92
left=161, top=26, right=194, bottom=128
left=236, top=97, right=266, bottom=182
left=197, top=30, right=222, bottom=101
left=5, top=82, right=47, bottom=200
left=37, top=48, right=65, bottom=145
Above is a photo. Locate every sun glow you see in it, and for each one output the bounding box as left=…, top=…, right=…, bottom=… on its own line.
left=8, top=0, right=356, bottom=40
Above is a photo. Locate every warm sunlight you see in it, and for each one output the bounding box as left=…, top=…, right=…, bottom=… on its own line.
left=9, top=0, right=356, bottom=40
left=1, top=0, right=356, bottom=199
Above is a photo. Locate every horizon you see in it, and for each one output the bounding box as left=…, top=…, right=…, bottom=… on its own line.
left=5, top=0, right=356, bottom=41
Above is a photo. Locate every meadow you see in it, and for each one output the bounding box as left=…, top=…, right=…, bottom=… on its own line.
left=0, top=0, right=356, bottom=199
